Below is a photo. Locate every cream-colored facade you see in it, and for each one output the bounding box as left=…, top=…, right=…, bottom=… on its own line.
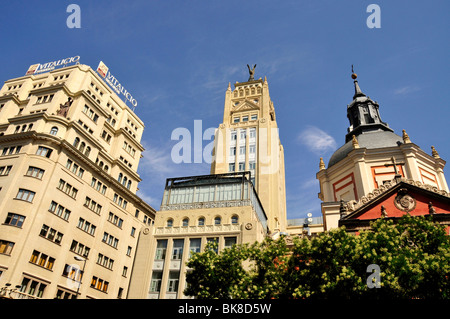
left=210, top=78, right=287, bottom=232
left=128, top=172, right=268, bottom=299
left=0, top=63, right=155, bottom=299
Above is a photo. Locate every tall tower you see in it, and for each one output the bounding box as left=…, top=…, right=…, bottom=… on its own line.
left=317, top=70, right=448, bottom=230
left=211, top=66, right=287, bottom=232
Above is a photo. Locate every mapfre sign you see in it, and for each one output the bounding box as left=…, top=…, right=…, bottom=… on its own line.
left=26, top=56, right=80, bottom=75
left=96, top=61, right=138, bottom=108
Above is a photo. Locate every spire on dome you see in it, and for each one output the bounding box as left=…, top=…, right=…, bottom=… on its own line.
left=351, top=65, right=366, bottom=99
left=344, top=66, right=393, bottom=143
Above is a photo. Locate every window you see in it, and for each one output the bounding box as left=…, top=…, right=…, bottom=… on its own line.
left=0, top=240, right=14, bottom=255
left=0, top=165, right=12, bottom=176
left=251, top=114, right=258, bottom=121
left=230, top=147, right=236, bottom=156
left=249, top=128, right=256, bottom=138
left=19, top=278, right=46, bottom=298
left=233, top=117, right=240, bottom=123
left=90, top=276, right=109, bottom=293
left=39, top=224, right=63, bottom=244
left=30, top=250, right=55, bottom=270
left=155, top=240, right=167, bottom=260
left=62, top=264, right=83, bottom=283
left=229, top=163, right=235, bottom=172
left=150, top=271, right=162, bottom=292
left=97, top=253, right=114, bottom=270
left=167, top=271, right=180, bottom=293
left=198, top=217, right=205, bottom=226
left=70, top=240, right=90, bottom=258
left=48, top=201, right=71, bottom=221
left=102, top=232, right=118, bottom=248
left=5, top=213, right=25, bottom=227
left=182, top=218, right=189, bottom=227
left=84, top=197, right=102, bottom=214
left=57, top=179, right=78, bottom=199
left=26, top=166, right=44, bottom=179
left=224, top=237, right=237, bottom=249
left=15, top=188, right=35, bottom=202
left=214, top=216, right=221, bottom=225
left=231, top=131, right=237, bottom=140
left=36, top=146, right=52, bottom=158
left=50, top=127, right=58, bottom=136
left=242, top=115, right=248, bottom=122
left=249, top=161, right=256, bottom=170
left=239, top=146, right=246, bottom=155
left=127, top=246, right=132, bottom=256
left=240, top=129, right=246, bottom=140
left=172, top=239, right=184, bottom=260
left=108, top=212, right=123, bottom=228
left=249, top=144, right=256, bottom=154
left=167, top=219, right=173, bottom=227
left=238, top=162, right=245, bottom=171
left=131, top=227, right=136, bottom=237
left=189, top=238, right=202, bottom=257
left=77, top=217, right=96, bottom=235
left=231, top=215, right=239, bottom=225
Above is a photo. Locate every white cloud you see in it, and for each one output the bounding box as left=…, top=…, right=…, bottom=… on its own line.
left=297, top=125, right=337, bottom=154
left=394, top=86, right=420, bottom=95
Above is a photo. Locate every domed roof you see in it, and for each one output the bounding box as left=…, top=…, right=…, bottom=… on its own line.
left=328, top=130, right=403, bottom=168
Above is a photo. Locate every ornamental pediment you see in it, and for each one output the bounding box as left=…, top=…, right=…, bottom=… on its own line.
left=231, top=99, right=260, bottom=113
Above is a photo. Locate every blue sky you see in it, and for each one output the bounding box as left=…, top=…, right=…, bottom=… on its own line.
left=1, top=1, right=449, bottom=219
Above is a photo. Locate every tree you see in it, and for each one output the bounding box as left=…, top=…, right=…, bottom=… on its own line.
left=184, top=215, right=450, bottom=299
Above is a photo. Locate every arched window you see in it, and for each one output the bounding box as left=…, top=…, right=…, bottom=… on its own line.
left=27, top=124, right=33, bottom=132
left=103, top=165, right=109, bottom=172
left=123, top=176, right=128, bottom=186
left=198, top=217, right=205, bottom=226
left=167, top=219, right=173, bottom=227
left=127, top=180, right=131, bottom=189
left=14, top=126, right=20, bottom=133
left=214, top=216, right=221, bottom=225
left=85, top=146, right=91, bottom=157
left=182, top=218, right=189, bottom=227
left=79, top=142, right=85, bottom=153
left=231, top=215, right=239, bottom=225
left=73, top=137, right=80, bottom=148
left=50, top=126, right=58, bottom=136
left=118, top=173, right=123, bottom=183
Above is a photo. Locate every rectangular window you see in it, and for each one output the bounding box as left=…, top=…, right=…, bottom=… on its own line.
left=155, top=240, right=167, bottom=260
left=150, top=271, right=162, bottom=292
left=171, top=239, right=184, bottom=260
left=233, top=117, right=240, bottom=123
left=167, top=271, right=180, bottom=293
left=230, top=147, right=236, bottom=156
left=4, top=213, right=25, bottom=227
left=251, top=114, right=258, bottom=121
left=26, top=166, right=44, bottom=179
left=189, top=238, right=201, bottom=257
left=249, top=128, right=256, bottom=138
left=228, top=163, right=235, bottom=172
left=36, top=146, right=52, bottom=158
left=0, top=240, right=14, bottom=255
left=230, top=131, right=237, bottom=141
left=240, top=130, right=246, bottom=140
left=249, top=145, right=256, bottom=154
left=0, top=165, right=12, bottom=176
left=239, top=146, right=246, bottom=155
left=15, top=188, right=35, bottom=202
left=238, top=162, right=245, bottom=171
left=242, top=115, right=248, bottom=122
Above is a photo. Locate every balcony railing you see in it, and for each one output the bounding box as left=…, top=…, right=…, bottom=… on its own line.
left=155, top=223, right=241, bottom=235
left=0, top=287, right=38, bottom=299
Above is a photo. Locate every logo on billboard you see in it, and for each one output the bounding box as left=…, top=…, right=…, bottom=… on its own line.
left=96, top=61, right=138, bottom=108
left=25, top=56, right=80, bottom=75
left=96, top=61, right=109, bottom=78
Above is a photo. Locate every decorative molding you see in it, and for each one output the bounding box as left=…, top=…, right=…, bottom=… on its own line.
left=343, top=178, right=449, bottom=214
left=160, top=199, right=252, bottom=211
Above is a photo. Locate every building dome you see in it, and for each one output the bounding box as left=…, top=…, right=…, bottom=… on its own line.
left=328, top=130, right=403, bottom=168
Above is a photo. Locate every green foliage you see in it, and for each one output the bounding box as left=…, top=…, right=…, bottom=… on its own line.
left=184, top=215, right=450, bottom=299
